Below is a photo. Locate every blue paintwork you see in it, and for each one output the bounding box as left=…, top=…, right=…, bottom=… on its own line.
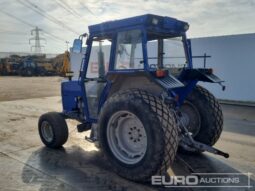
left=61, top=80, right=82, bottom=111
left=88, top=14, right=188, bottom=38
left=98, top=81, right=112, bottom=114
left=174, top=80, right=198, bottom=106
left=108, top=34, right=117, bottom=71
left=61, top=14, right=219, bottom=124
left=80, top=37, right=97, bottom=123
left=186, top=39, right=193, bottom=68
left=142, top=29, right=150, bottom=70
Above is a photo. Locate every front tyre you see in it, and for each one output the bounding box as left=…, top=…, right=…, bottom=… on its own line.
left=98, top=89, right=178, bottom=182
left=38, top=112, right=68, bottom=148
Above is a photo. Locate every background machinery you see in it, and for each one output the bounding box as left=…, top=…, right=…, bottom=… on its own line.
left=0, top=53, right=70, bottom=77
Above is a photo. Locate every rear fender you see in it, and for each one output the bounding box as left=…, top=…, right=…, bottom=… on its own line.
left=179, top=68, right=224, bottom=83
left=174, top=68, right=224, bottom=106
left=106, top=71, right=184, bottom=97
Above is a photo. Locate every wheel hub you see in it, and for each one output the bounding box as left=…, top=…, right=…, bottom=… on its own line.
left=41, top=121, right=54, bottom=142
left=107, top=111, right=147, bottom=164
left=179, top=101, right=201, bottom=137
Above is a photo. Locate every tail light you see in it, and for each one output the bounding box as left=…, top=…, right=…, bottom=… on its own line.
left=156, top=69, right=166, bottom=78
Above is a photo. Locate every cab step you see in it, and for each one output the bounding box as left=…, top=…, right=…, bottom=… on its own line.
left=77, top=123, right=91, bottom=132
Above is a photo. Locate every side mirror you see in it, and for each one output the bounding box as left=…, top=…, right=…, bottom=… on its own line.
left=72, top=39, right=82, bottom=53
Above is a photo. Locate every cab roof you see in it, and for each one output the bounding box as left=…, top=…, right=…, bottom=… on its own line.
left=88, top=14, right=189, bottom=39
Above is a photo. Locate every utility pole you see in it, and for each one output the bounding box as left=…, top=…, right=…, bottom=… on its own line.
left=29, top=26, right=46, bottom=54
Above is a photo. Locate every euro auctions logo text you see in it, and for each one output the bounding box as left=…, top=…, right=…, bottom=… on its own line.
left=151, top=173, right=253, bottom=188
left=152, top=175, right=199, bottom=186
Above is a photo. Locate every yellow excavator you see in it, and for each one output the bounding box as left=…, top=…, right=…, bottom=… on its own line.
left=59, top=51, right=73, bottom=79
left=61, top=51, right=70, bottom=75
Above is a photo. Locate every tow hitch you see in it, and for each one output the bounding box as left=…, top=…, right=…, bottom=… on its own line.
left=180, top=134, right=229, bottom=158
left=174, top=110, right=229, bottom=158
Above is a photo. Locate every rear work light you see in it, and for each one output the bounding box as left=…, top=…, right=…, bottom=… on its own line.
left=152, top=18, right=159, bottom=25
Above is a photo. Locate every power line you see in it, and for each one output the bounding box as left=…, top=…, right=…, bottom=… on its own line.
left=0, top=40, right=28, bottom=45
left=23, top=0, right=80, bottom=35
left=53, top=0, right=80, bottom=18
left=58, top=0, right=81, bottom=17
left=43, top=31, right=65, bottom=46
left=79, top=2, right=96, bottom=16
left=76, top=1, right=103, bottom=22
left=0, top=31, right=28, bottom=35
left=0, top=9, right=67, bottom=53
left=0, top=9, right=34, bottom=28
left=0, top=9, right=66, bottom=43
left=17, top=0, right=80, bottom=35
left=43, top=31, right=66, bottom=43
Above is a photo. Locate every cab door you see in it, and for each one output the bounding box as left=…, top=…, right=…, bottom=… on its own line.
left=85, top=39, right=111, bottom=119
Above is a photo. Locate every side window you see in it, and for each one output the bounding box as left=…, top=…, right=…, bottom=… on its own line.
left=86, top=39, right=111, bottom=78
left=147, top=40, right=158, bottom=69
left=147, top=37, right=186, bottom=72
left=115, top=30, right=143, bottom=69
left=163, top=37, right=186, bottom=69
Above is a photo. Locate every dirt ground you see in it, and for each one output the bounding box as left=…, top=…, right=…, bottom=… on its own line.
left=0, top=77, right=254, bottom=191
left=0, top=76, right=62, bottom=101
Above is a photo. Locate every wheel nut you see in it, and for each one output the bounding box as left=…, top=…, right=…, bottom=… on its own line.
left=130, top=137, right=133, bottom=140
left=134, top=126, right=136, bottom=129
left=139, top=134, right=142, bottom=137
left=128, top=132, right=131, bottom=134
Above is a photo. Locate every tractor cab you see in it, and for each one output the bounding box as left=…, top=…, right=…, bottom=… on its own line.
left=67, top=15, right=191, bottom=121
left=75, top=14, right=190, bottom=73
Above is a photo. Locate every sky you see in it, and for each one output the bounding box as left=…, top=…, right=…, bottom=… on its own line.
left=0, top=0, right=255, bottom=54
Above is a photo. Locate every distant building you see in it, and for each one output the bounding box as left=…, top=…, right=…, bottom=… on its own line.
left=191, top=33, right=255, bottom=103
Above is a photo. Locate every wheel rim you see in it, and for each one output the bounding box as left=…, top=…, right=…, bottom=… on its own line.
left=41, top=121, right=54, bottom=142
left=179, top=101, right=201, bottom=137
left=106, top=111, right=147, bottom=165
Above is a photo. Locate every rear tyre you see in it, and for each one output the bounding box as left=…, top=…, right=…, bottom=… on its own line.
left=179, top=85, right=223, bottom=150
left=98, top=89, right=178, bottom=182
left=38, top=112, right=68, bottom=148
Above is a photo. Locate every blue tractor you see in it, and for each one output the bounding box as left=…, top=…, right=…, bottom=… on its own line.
left=38, top=14, right=228, bottom=182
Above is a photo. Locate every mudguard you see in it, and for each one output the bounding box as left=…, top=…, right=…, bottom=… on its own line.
left=180, top=68, right=224, bottom=83
left=106, top=70, right=184, bottom=92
